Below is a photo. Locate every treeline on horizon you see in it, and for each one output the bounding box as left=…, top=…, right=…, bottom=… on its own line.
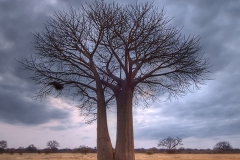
left=1, top=138, right=240, bottom=155
left=1, top=146, right=240, bottom=155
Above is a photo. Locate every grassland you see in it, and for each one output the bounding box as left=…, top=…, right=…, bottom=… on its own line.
left=1, top=153, right=240, bottom=160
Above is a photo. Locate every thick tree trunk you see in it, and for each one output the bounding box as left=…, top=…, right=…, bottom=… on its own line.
left=96, top=84, right=114, bottom=160
left=115, top=87, right=135, bottom=160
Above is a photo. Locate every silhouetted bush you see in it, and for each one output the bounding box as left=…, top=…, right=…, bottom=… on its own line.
left=79, top=145, right=91, bottom=154
left=166, top=149, right=178, bottom=154
left=16, top=147, right=24, bottom=155
left=25, top=144, right=38, bottom=153
left=145, top=147, right=158, bottom=155
left=0, top=148, right=4, bottom=154
left=43, top=148, right=51, bottom=154
left=135, top=148, right=145, bottom=153
left=145, top=150, right=154, bottom=155
left=8, top=149, right=15, bottom=155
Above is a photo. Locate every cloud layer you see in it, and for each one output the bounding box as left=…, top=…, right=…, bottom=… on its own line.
left=0, top=0, right=239, bottom=149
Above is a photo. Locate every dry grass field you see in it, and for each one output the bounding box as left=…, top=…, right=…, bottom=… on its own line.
left=1, top=153, right=240, bottom=160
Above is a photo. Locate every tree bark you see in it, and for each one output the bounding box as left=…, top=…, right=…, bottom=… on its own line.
left=114, top=87, right=135, bottom=160
left=96, top=83, right=114, bottom=160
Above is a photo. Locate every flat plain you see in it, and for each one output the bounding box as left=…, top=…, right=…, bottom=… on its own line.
left=1, top=153, right=240, bottom=160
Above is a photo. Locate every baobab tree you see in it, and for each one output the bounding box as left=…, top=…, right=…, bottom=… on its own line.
left=21, top=1, right=210, bottom=160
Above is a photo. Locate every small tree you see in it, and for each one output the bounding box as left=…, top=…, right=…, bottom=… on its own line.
left=0, top=140, right=7, bottom=153
left=0, top=140, right=7, bottom=150
left=158, top=137, right=183, bottom=153
left=25, top=144, right=37, bottom=153
left=47, top=140, right=60, bottom=151
left=213, top=141, right=233, bottom=151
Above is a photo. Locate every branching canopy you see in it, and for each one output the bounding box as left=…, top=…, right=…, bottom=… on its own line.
left=21, top=0, right=209, bottom=122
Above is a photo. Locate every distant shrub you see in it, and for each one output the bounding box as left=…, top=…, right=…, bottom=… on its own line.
left=79, top=145, right=91, bottom=154
left=166, top=149, right=177, bottom=154
left=145, top=150, right=154, bottom=155
left=9, top=150, right=15, bottom=155
left=0, top=148, right=3, bottom=154
left=135, top=148, right=146, bottom=153
left=44, top=149, right=51, bottom=154
left=16, top=147, right=24, bottom=155
left=72, top=148, right=78, bottom=154
left=145, top=147, right=158, bottom=155
left=25, top=144, right=37, bottom=153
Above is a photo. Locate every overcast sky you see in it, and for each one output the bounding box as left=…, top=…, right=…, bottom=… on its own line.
left=0, top=0, right=240, bottom=150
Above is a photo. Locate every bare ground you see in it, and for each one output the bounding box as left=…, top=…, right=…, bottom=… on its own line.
left=1, top=153, right=240, bottom=160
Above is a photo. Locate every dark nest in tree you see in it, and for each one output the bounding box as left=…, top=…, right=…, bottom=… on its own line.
left=48, top=82, right=64, bottom=90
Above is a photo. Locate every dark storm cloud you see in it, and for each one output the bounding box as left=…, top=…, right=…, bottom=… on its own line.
left=162, top=0, right=240, bottom=73
left=0, top=0, right=58, bottom=75
left=135, top=86, right=240, bottom=140
left=0, top=81, right=70, bottom=125
left=134, top=67, right=240, bottom=140
left=0, top=97, right=70, bottom=125
left=134, top=0, right=240, bottom=140
left=59, top=0, right=94, bottom=6
left=0, top=0, right=75, bottom=125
